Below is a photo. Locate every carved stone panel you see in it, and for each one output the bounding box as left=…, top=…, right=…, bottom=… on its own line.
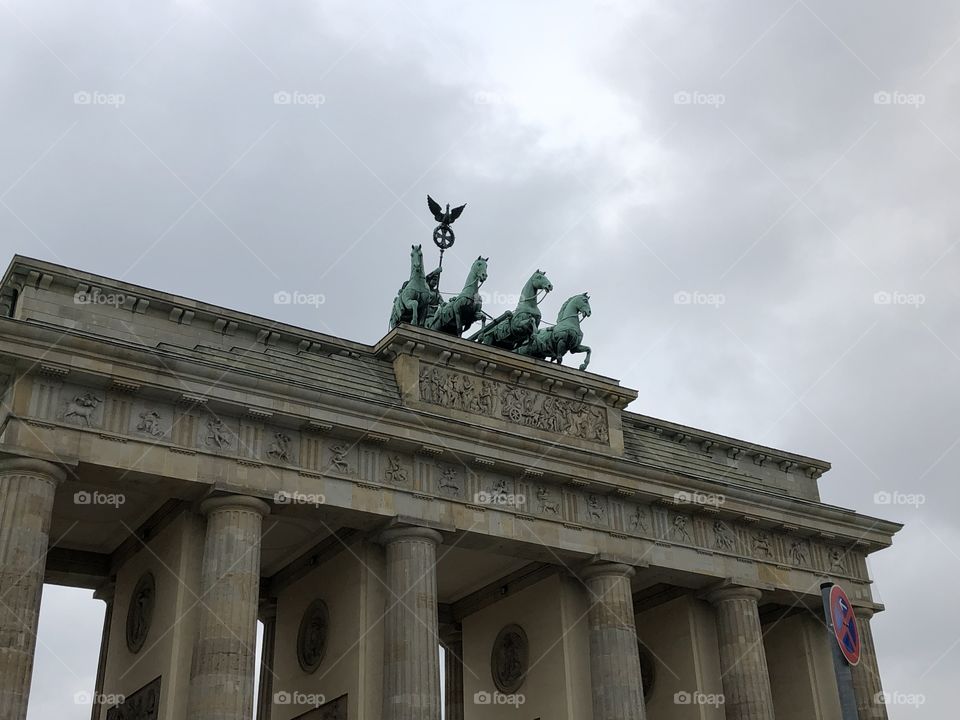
left=584, top=494, right=608, bottom=526
left=200, top=415, right=237, bottom=454
left=419, top=366, right=609, bottom=443
left=534, top=484, right=561, bottom=517
left=291, top=694, right=347, bottom=720
left=132, top=404, right=170, bottom=440
left=327, top=441, right=356, bottom=476
left=491, top=624, right=528, bottom=694
left=61, top=389, right=104, bottom=428
left=125, top=571, right=155, bottom=654
left=297, top=599, right=330, bottom=673
left=265, top=430, right=296, bottom=464
left=437, top=464, right=463, bottom=498
left=383, top=454, right=409, bottom=484
left=106, top=676, right=161, bottom=720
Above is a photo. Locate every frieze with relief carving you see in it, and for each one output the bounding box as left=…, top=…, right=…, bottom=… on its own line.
left=419, top=366, right=608, bottom=442
left=24, top=382, right=870, bottom=583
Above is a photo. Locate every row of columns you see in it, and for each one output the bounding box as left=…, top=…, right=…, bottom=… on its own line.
left=0, top=459, right=890, bottom=720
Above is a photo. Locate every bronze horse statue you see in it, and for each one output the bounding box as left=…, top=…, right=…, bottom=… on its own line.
left=516, top=292, right=592, bottom=370
left=427, top=256, right=488, bottom=337
left=470, top=269, right=552, bottom=350
left=389, top=244, right=434, bottom=328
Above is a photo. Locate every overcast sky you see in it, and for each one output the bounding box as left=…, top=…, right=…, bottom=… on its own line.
left=3, top=0, right=957, bottom=717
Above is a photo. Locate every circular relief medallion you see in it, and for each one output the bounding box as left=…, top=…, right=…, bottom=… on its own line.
left=297, top=599, right=330, bottom=673
left=491, top=624, right=528, bottom=694
left=125, top=571, right=156, bottom=654
left=638, top=641, right=657, bottom=701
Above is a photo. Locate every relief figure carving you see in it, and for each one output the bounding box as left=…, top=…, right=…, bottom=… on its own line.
left=629, top=505, right=649, bottom=533
left=419, top=366, right=609, bottom=442
left=537, top=487, right=560, bottom=515
left=671, top=514, right=692, bottom=542
left=63, top=393, right=102, bottom=426
left=205, top=418, right=232, bottom=449
left=712, top=520, right=735, bottom=551
left=438, top=466, right=461, bottom=496
left=136, top=410, right=164, bottom=438
left=329, top=444, right=350, bottom=473
left=267, top=432, right=292, bottom=462
left=384, top=455, right=408, bottom=483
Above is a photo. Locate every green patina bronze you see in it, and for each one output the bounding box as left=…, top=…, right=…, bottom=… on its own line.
left=469, top=269, right=553, bottom=351
left=388, top=198, right=594, bottom=369
left=427, top=255, right=488, bottom=337
left=389, top=244, right=442, bottom=328
left=516, top=292, right=592, bottom=370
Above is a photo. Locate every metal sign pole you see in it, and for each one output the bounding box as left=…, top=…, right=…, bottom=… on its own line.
left=821, top=582, right=860, bottom=719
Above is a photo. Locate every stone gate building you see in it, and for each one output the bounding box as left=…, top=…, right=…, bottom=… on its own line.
left=0, top=256, right=900, bottom=720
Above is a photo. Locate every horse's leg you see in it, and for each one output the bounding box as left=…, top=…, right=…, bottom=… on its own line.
left=554, top=337, right=568, bottom=364
left=410, top=299, right=419, bottom=326
left=575, top=344, right=592, bottom=370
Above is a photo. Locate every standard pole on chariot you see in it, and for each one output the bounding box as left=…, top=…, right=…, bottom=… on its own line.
left=427, top=194, right=466, bottom=277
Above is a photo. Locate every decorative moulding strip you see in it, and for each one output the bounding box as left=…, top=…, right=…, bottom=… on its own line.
left=303, top=421, right=333, bottom=433
left=38, top=363, right=70, bottom=378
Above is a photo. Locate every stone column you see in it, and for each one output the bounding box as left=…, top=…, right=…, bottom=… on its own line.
left=707, top=586, right=775, bottom=720
left=255, top=599, right=278, bottom=720
left=0, top=457, right=65, bottom=720
left=442, top=627, right=464, bottom=720
left=581, top=562, right=646, bottom=720
left=851, top=607, right=889, bottom=720
left=379, top=526, right=443, bottom=720
left=90, top=580, right=115, bottom=720
left=186, top=495, right=270, bottom=720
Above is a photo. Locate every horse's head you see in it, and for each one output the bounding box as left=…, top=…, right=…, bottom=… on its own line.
left=557, top=292, right=592, bottom=322
left=410, top=244, right=424, bottom=272
left=575, top=292, right=592, bottom=318
left=472, top=255, right=489, bottom=284
left=531, top=269, right=553, bottom=294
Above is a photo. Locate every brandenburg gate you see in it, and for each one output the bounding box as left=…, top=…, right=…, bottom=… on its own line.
left=0, top=254, right=899, bottom=719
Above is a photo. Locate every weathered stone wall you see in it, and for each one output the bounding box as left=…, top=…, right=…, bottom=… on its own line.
left=461, top=573, right=591, bottom=720
left=271, top=539, right=386, bottom=720
left=635, top=595, right=724, bottom=720
left=99, top=511, right=203, bottom=720
left=764, top=613, right=842, bottom=720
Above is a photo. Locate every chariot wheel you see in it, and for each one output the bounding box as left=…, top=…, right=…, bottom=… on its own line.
left=433, top=225, right=455, bottom=250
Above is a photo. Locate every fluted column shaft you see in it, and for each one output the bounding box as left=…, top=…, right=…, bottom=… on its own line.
left=186, top=496, right=270, bottom=720
left=0, top=458, right=65, bottom=720
left=442, top=631, right=464, bottom=720
left=708, top=587, right=775, bottom=720
left=379, top=526, right=442, bottom=720
left=582, top=562, right=646, bottom=720
left=852, top=608, right=888, bottom=720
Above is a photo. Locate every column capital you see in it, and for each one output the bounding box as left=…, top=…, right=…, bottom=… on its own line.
left=706, top=585, right=763, bottom=605
left=378, top=524, right=443, bottom=546
left=0, top=456, right=67, bottom=484
left=200, top=494, right=271, bottom=517
left=579, top=561, right=636, bottom=582
left=853, top=605, right=876, bottom=620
